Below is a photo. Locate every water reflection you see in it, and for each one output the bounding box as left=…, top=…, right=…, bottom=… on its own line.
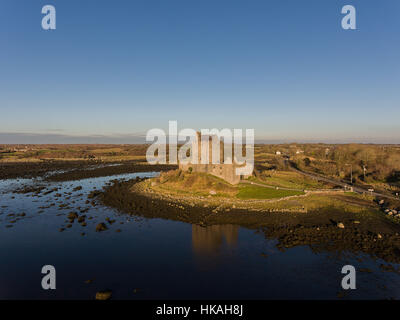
left=2, top=173, right=400, bottom=299
left=192, top=224, right=239, bottom=264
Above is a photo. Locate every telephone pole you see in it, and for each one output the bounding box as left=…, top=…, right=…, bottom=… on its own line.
left=346, top=164, right=353, bottom=184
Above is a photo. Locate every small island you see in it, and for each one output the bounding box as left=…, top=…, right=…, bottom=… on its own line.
left=98, top=135, right=400, bottom=264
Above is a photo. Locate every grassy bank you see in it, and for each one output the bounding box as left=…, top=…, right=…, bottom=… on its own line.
left=237, top=184, right=304, bottom=199
left=98, top=177, right=400, bottom=264
left=151, top=170, right=305, bottom=200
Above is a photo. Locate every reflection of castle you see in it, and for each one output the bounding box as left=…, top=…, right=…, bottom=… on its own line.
left=192, top=224, right=239, bottom=256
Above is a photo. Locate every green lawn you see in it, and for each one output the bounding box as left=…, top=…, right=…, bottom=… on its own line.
left=236, top=185, right=304, bottom=200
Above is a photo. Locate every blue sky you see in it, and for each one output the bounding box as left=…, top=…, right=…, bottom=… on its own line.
left=0, top=0, right=399, bottom=143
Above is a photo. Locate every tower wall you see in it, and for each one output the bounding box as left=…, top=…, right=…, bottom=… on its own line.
left=178, top=132, right=251, bottom=184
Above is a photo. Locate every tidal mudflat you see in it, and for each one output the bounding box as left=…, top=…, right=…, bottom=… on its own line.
left=1, top=172, right=400, bottom=299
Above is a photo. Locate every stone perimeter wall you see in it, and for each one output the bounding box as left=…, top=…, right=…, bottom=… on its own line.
left=179, top=163, right=245, bottom=185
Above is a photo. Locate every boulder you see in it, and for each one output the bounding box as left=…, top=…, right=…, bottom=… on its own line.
left=95, top=223, right=108, bottom=232
left=337, top=222, right=345, bottom=229
left=95, top=291, right=112, bottom=300
left=67, top=212, right=78, bottom=220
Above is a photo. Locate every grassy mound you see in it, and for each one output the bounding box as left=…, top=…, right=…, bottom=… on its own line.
left=151, top=170, right=305, bottom=200
left=152, top=170, right=237, bottom=197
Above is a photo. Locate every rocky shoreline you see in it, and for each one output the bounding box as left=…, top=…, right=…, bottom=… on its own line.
left=97, top=178, right=400, bottom=264
left=0, top=160, right=177, bottom=181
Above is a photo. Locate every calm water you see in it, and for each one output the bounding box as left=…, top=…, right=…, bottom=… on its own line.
left=0, top=172, right=399, bottom=300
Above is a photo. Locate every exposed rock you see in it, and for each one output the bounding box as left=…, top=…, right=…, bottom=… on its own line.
left=88, top=190, right=102, bottom=199
left=380, top=264, right=397, bottom=273
left=95, top=223, right=108, bottom=232
left=95, top=290, right=112, bottom=300
left=105, top=217, right=115, bottom=224
left=68, top=212, right=78, bottom=220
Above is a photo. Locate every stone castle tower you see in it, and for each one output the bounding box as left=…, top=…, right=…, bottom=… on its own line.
left=178, top=132, right=251, bottom=184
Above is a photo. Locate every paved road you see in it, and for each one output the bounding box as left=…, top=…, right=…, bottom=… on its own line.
left=288, top=165, right=399, bottom=201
